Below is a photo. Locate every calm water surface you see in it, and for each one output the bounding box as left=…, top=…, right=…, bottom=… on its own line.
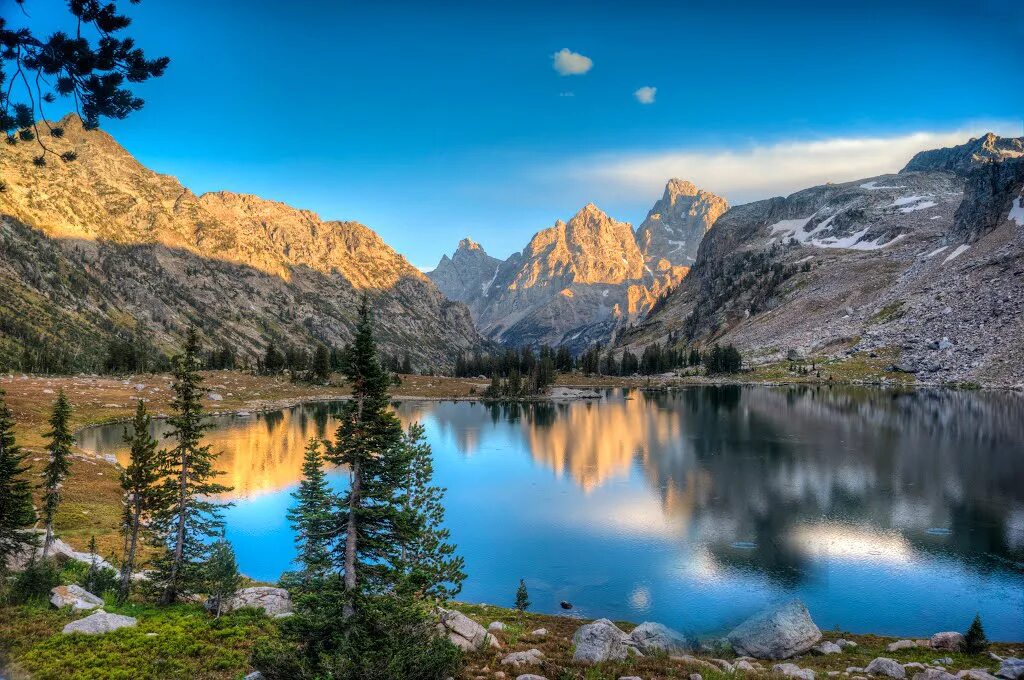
left=78, top=386, right=1024, bottom=640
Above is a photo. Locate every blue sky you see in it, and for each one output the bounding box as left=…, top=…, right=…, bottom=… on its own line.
left=14, top=0, right=1024, bottom=268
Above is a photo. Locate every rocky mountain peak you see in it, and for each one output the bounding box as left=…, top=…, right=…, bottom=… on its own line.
left=457, top=237, right=483, bottom=252
left=636, top=179, right=729, bottom=267
left=901, top=133, right=1024, bottom=176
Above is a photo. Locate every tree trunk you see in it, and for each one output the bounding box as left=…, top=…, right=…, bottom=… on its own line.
left=119, top=498, right=141, bottom=600
left=341, top=394, right=364, bottom=619
left=42, top=522, right=53, bottom=560
left=164, top=450, right=188, bottom=604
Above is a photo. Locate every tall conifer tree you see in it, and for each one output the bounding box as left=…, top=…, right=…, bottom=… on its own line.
left=118, top=400, right=162, bottom=600
left=41, top=390, right=73, bottom=559
left=400, top=423, right=464, bottom=601
left=150, top=329, right=231, bottom=604
left=328, top=296, right=412, bottom=617
left=288, top=438, right=334, bottom=580
left=0, top=390, right=36, bottom=573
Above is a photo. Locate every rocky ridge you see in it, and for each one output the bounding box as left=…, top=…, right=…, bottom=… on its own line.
left=429, top=182, right=727, bottom=350
left=0, top=115, right=482, bottom=370
left=619, top=134, right=1024, bottom=387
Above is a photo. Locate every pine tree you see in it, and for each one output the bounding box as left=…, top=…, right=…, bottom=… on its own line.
left=0, top=390, right=36, bottom=575
left=84, top=535, right=100, bottom=594
left=311, top=344, right=332, bottom=383
left=287, top=438, right=334, bottom=580
left=964, top=614, right=988, bottom=653
left=401, top=352, right=413, bottom=375
left=327, top=296, right=412, bottom=617
left=41, top=390, right=73, bottom=559
left=118, top=400, right=162, bottom=601
left=400, top=423, right=465, bottom=601
left=150, top=329, right=232, bottom=604
left=515, top=579, right=530, bottom=612
left=205, top=533, right=241, bottom=618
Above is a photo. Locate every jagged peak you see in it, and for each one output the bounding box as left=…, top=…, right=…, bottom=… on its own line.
left=457, top=237, right=483, bottom=252
left=664, top=178, right=700, bottom=198
left=901, top=133, right=1024, bottom=175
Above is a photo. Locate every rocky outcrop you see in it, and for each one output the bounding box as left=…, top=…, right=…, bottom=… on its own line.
left=0, top=114, right=483, bottom=372
left=949, top=157, right=1024, bottom=243
left=436, top=607, right=499, bottom=651
left=865, top=658, right=907, bottom=679
left=726, top=600, right=822, bottom=660
left=62, top=610, right=137, bottom=635
left=500, top=649, right=544, bottom=667
left=219, top=587, right=293, bottom=617
left=572, top=618, right=638, bottom=663
left=774, top=663, right=816, bottom=680
left=637, top=179, right=728, bottom=267
left=427, top=238, right=503, bottom=318
left=996, top=659, right=1024, bottom=680
left=628, top=621, right=691, bottom=655
left=929, top=632, right=965, bottom=651
left=901, top=134, right=1024, bottom=176
left=50, top=585, right=104, bottom=611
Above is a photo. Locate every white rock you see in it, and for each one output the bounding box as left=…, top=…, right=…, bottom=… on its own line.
left=572, top=618, right=638, bottom=663
left=838, top=640, right=859, bottom=650
left=888, top=640, right=921, bottom=652
left=515, top=675, right=548, bottom=680
left=814, top=642, right=843, bottom=655
left=930, top=632, right=965, bottom=651
left=489, top=621, right=506, bottom=632
left=437, top=607, right=500, bottom=651
left=62, top=610, right=137, bottom=635
left=222, top=587, right=293, bottom=617
left=50, top=584, right=104, bottom=611
left=208, top=392, right=223, bottom=401
left=244, top=673, right=265, bottom=680
left=727, top=600, right=822, bottom=659
left=629, top=621, right=691, bottom=655
left=866, top=658, right=907, bottom=679
left=529, top=628, right=548, bottom=638
left=996, top=659, right=1024, bottom=680
left=500, top=649, right=544, bottom=667
left=958, top=670, right=999, bottom=680
left=912, top=671, right=958, bottom=680
left=774, top=663, right=815, bottom=680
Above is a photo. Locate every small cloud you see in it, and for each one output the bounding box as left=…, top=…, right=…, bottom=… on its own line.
left=552, top=48, right=593, bottom=76
left=559, top=91, right=575, bottom=97
left=634, top=86, right=657, bottom=105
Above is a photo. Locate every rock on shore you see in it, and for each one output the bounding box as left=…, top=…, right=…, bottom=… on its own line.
left=727, top=600, right=822, bottom=659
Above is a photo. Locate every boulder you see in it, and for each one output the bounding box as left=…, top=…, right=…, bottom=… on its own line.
left=437, top=607, right=500, bottom=651
left=489, top=621, right=506, bottom=632
left=529, top=628, right=548, bottom=638
left=913, top=671, right=958, bottom=680
left=996, top=660, right=1024, bottom=680
left=629, top=621, right=691, bottom=655
left=930, top=633, right=965, bottom=651
left=737, top=660, right=760, bottom=672
left=515, top=676, right=548, bottom=680
left=572, top=618, right=638, bottom=663
left=813, top=642, right=843, bottom=655
left=866, top=658, right=907, bottom=679
left=50, top=585, right=104, bottom=611
left=774, top=663, right=816, bottom=680
left=958, top=670, right=1000, bottom=680
left=62, top=610, right=137, bottom=635
left=244, top=673, right=265, bottom=680
left=888, top=640, right=921, bottom=652
left=934, top=659, right=955, bottom=667
left=222, top=587, right=293, bottom=617
left=500, top=650, right=544, bottom=667
left=727, top=600, right=822, bottom=659
left=837, top=639, right=859, bottom=650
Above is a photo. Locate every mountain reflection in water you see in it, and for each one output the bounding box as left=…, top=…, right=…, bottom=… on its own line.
left=77, top=386, right=1024, bottom=640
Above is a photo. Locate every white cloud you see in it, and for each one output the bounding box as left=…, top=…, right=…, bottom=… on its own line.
left=564, top=123, right=1022, bottom=205
left=552, top=48, right=593, bottom=76
left=559, top=91, right=575, bottom=98
left=634, top=86, right=656, bottom=104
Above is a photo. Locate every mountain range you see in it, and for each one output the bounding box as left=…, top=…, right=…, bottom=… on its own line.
left=428, top=180, right=727, bottom=351
left=621, top=133, right=1024, bottom=386
left=0, top=115, right=482, bottom=372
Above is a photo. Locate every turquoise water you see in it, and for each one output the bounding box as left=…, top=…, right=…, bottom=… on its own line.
left=78, top=386, right=1024, bottom=640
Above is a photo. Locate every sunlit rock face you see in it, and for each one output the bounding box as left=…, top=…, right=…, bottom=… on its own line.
left=430, top=184, right=727, bottom=351
left=0, top=114, right=482, bottom=370
left=621, top=134, right=1024, bottom=387
left=636, top=178, right=729, bottom=267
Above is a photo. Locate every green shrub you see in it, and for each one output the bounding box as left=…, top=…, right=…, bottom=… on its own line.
left=9, top=560, right=62, bottom=604
left=964, top=614, right=988, bottom=653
